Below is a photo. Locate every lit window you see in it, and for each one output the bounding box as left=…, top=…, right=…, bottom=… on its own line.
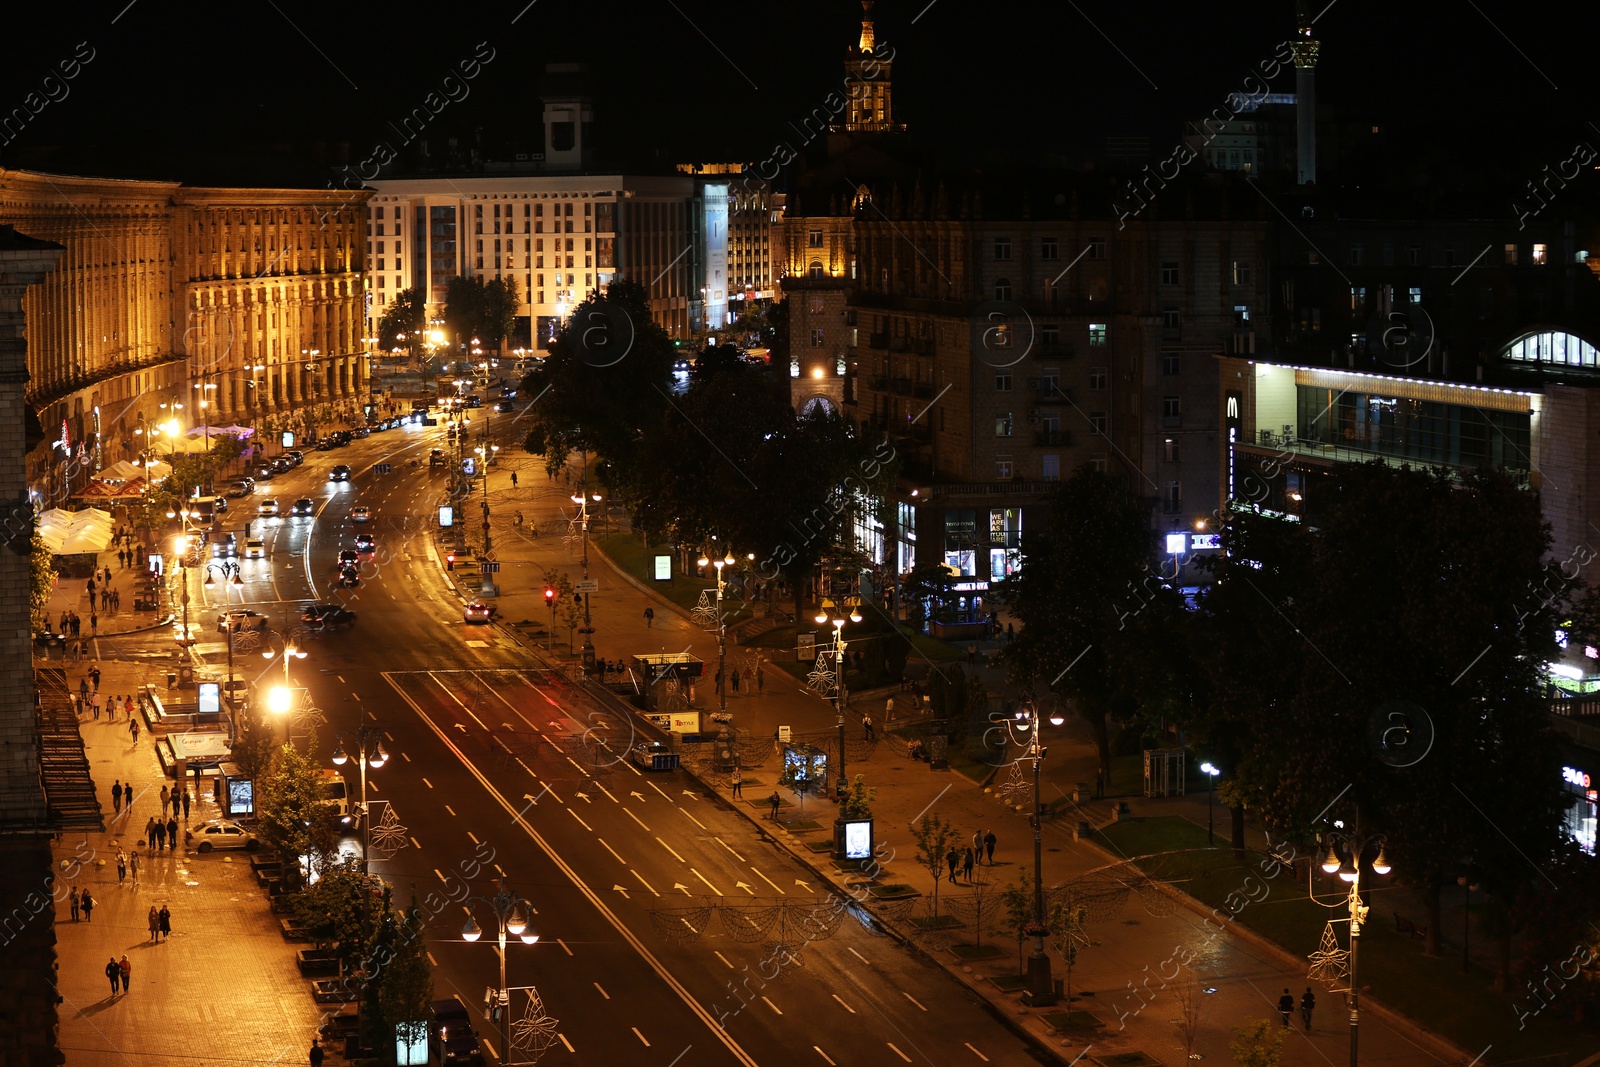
left=1163, top=438, right=1178, bottom=462
left=1089, top=323, right=1107, bottom=346
left=808, top=230, right=824, bottom=248
left=1533, top=243, right=1548, bottom=265
left=811, top=329, right=825, bottom=347
left=995, top=413, right=1014, bottom=437
left=1504, top=244, right=1519, bottom=266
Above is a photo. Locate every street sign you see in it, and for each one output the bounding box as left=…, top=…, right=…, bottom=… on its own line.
left=375, top=463, right=392, bottom=474
left=573, top=579, right=599, bottom=593
left=480, top=561, right=501, bottom=573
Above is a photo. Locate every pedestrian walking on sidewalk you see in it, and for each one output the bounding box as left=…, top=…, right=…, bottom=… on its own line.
left=945, top=848, right=959, bottom=883
left=124, top=695, right=134, bottom=721
left=81, top=889, right=94, bottom=922
left=69, top=886, right=80, bottom=922
left=644, top=607, right=654, bottom=629
left=309, top=1037, right=325, bottom=1066
left=973, top=828, right=983, bottom=857
left=104, top=957, right=120, bottom=996
left=181, top=787, right=191, bottom=820
left=962, top=847, right=975, bottom=882
left=118, top=955, right=130, bottom=993
left=144, top=817, right=156, bottom=846
left=78, top=677, right=88, bottom=703
left=158, top=905, right=171, bottom=941
left=861, top=714, right=874, bottom=741
left=730, top=771, right=743, bottom=798
left=160, top=786, right=170, bottom=817
left=167, top=816, right=178, bottom=850
left=116, top=849, right=127, bottom=885
left=885, top=695, right=895, bottom=723
left=147, top=907, right=160, bottom=942
left=510, top=471, right=518, bottom=488
left=112, top=780, right=123, bottom=813
left=129, top=850, right=140, bottom=884
left=1277, top=988, right=1294, bottom=1028
left=153, top=820, right=166, bottom=852
left=730, top=668, right=741, bottom=694
left=128, top=716, right=139, bottom=743
left=768, top=792, right=781, bottom=820
left=984, top=830, right=997, bottom=864
left=90, top=611, right=98, bottom=636
left=1300, top=987, right=1315, bottom=1030
left=118, top=548, right=127, bottom=568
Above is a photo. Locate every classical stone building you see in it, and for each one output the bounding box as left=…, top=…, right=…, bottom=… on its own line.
left=0, top=168, right=371, bottom=507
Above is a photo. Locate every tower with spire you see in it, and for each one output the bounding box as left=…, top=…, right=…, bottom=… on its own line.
left=1292, top=0, right=1319, bottom=185
left=843, top=1, right=896, bottom=134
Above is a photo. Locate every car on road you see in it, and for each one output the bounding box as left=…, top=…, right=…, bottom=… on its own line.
left=252, top=465, right=276, bottom=482
left=631, top=742, right=681, bottom=771
left=185, top=818, right=259, bottom=853
left=217, top=609, right=266, bottom=633
left=301, top=604, right=358, bottom=630
left=338, top=565, right=360, bottom=587
left=258, top=498, right=280, bottom=517
left=285, top=450, right=305, bottom=465
left=350, top=505, right=371, bottom=523
left=224, top=479, right=253, bottom=498
left=429, top=448, right=445, bottom=468
left=329, top=464, right=351, bottom=482
left=463, top=600, right=495, bottom=624
left=338, top=549, right=359, bottom=566
left=243, top=537, right=266, bottom=560
left=291, top=498, right=316, bottom=518
left=495, top=400, right=514, bottom=413
left=315, top=439, right=336, bottom=451
left=431, top=995, right=484, bottom=1066
left=353, top=533, right=375, bottom=554
left=210, top=532, right=237, bottom=559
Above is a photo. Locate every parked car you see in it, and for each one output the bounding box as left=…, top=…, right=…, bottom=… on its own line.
left=224, top=479, right=253, bottom=498
left=431, top=995, right=485, bottom=1066
left=315, top=439, right=336, bottom=451
left=463, top=600, right=495, bottom=624
left=258, top=498, right=280, bottom=517
left=350, top=505, right=371, bottom=523
left=186, top=818, right=259, bottom=853
left=352, top=426, right=370, bottom=439
left=302, top=604, right=358, bottom=630
left=253, top=465, right=276, bottom=481
left=495, top=400, right=514, bottom=413
left=329, top=465, right=351, bottom=482
left=243, top=537, right=266, bottom=559
left=291, top=498, right=316, bottom=518
left=285, top=450, right=305, bottom=465
left=217, top=609, right=267, bottom=633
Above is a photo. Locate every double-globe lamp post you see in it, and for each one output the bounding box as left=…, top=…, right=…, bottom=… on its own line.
left=265, top=631, right=308, bottom=746
left=331, top=720, right=386, bottom=871
left=203, top=561, right=245, bottom=696
left=815, top=598, right=862, bottom=798
left=1200, top=761, right=1221, bottom=845
left=572, top=488, right=601, bottom=673
left=699, top=548, right=736, bottom=717
left=462, top=880, right=539, bottom=1065
left=1315, top=823, right=1393, bottom=1067
left=1016, top=699, right=1065, bottom=1006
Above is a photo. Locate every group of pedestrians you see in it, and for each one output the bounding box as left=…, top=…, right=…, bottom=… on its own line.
left=103, top=955, right=131, bottom=996
left=1278, top=987, right=1316, bottom=1030
left=143, top=813, right=181, bottom=852
left=146, top=904, right=172, bottom=941
left=942, top=830, right=1000, bottom=883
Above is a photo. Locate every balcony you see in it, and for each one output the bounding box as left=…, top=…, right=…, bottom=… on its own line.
left=1033, top=429, right=1072, bottom=447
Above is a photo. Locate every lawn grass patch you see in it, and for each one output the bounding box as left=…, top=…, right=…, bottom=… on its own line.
left=949, top=943, right=1005, bottom=961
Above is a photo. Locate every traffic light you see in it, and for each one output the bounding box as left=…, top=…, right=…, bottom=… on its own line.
left=544, top=587, right=556, bottom=606
left=446, top=553, right=455, bottom=571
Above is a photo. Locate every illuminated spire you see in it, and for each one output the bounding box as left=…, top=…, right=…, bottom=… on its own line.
left=859, top=0, right=876, bottom=54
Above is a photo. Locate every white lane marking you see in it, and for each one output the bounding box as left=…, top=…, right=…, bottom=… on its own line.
left=903, top=992, right=926, bottom=1011
left=831, top=994, right=855, bottom=1014
left=713, top=951, right=735, bottom=969
left=888, top=1044, right=912, bottom=1062
left=630, top=869, right=660, bottom=897
left=965, top=1042, right=990, bottom=1061
left=680, top=807, right=708, bottom=830
left=648, top=781, right=673, bottom=802
left=689, top=868, right=723, bottom=896
left=426, top=952, right=436, bottom=966
left=557, top=938, right=573, bottom=956
left=714, top=837, right=746, bottom=862
left=401, top=752, right=411, bottom=761
left=624, top=809, right=650, bottom=832
left=656, top=837, right=685, bottom=863
left=814, top=1049, right=836, bottom=1065
left=597, top=838, right=627, bottom=864
left=433, top=868, right=445, bottom=882
left=559, top=1035, right=574, bottom=1052
left=762, top=996, right=782, bottom=1014
left=422, top=777, right=432, bottom=788
left=597, top=785, right=620, bottom=804
left=751, top=867, right=785, bottom=894
left=848, top=947, right=871, bottom=966
left=444, top=805, right=456, bottom=816
left=632, top=1028, right=650, bottom=1047
left=594, top=982, right=610, bottom=1000
left=467, top=832, right=479, bottom=844
left=567, top=808, right=593, bottom=831
left=410, top=837, right=421, bottom=850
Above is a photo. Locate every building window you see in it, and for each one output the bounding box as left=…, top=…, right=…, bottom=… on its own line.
left=1041, top=236, right=1058, bottom=260
left=1162, top=308, right=1180, bottom=330
left=1086, top=238, right=1105, bottom=259
left=809, top=260, right=824, bottom=280
left=1408, top=286, right=1422, bottom=304
left=1090, top=453, right=1107, bottom=473
left=1409, top=246, right=1422, bottom=266
left=1504, top=243, right=1518, bottom=266
left=1163, top=438, right=1178, bottom=462
left=807, top=229, right=824, bottom=249
left=1162, top=352, right=1180, bottom=376
left=993, top=237, right=1011, bottom=261
left=1089, top=411, right=1106, bottom=435
left=1041, top=454, right=1060, bottom=481
left=1089, top=367, right=1107, bottom=390
left=1382, top=244, right=1395, bottom=267
left=1089, top=323, right=1107, bottom=346
left=1161, top=261, right=1179, bottom=285
left=1349, top=245, right=1364, bottom=266
left=1350, top=287, right=1367, bottom=312
left=1232, top=260, right=1252, bottom=286
left=1533, top=243, right=1548, bottom=265
left=995, top=372, right=1012, bottom=391
left=994, top=277, right=1012, bottom=301
left=1165, top=481, right=1182, bottom=514
left=811, top=329, right=825, bottom=347
left=1163, top=396, right=1181, bottom=421
left=1041, top=324, right=1060, bottom=347
left=995, top=413, right=1014, bottom=437
left=996, top=457, right=1013, bottom=479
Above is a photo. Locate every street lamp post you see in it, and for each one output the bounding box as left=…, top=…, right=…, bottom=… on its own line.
left=1013, top=698, right=1065, bottom=1006
left=203, top=561, right=245, bottom=695
left=461, top=879, right=539, bottom=1065
left=264, top=627, right=307, bottom=747
left=814, top=597, right=862, bottom=798
left=571, top=483, right=601, bottom=673
left=1200, top=761, right=1221, bottom=845
left=699, top=547, right=738, bottom=717
left=166, top=507, right=199, bottom=646
left=1314, top=821, right=1394, bottom=1067
left=331, top=712, right=387, bottom=871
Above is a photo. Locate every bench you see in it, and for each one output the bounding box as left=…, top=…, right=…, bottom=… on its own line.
left=1393, top=911, right=1429, bottom=941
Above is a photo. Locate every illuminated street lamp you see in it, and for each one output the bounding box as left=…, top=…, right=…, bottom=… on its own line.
left=1199, top=761, right=1221, bottom=845
left=461, top=879, right=540, bottom=1064
left=165, top=508, right=198, bottom=646
left=203, top=561, right=245, bottom=695
left=1008, top=697, right=1065, bottom=1006
left=264, top=633, right=307, bottom=745
left=814, top=596, right=862, bottom=798
left=698, top=547, right=739, bottom=717
left=571, top=487, right=601, bottom=673
left=331, top=712, right=387, bottom=871
left=1312, top=820, right=1394, bottom=1067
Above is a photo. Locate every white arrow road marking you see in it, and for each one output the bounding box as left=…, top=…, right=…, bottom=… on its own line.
left=631, top=870, right=660, bottom=896
left=574, top=791, right=591, bottom=803
left=734, top=881, right=754, bottom=895
left=690, top=868, right=723, bottom=896
left=682, top=789, right=701, bottom=800
left=656, top=837, right=685, bottom=863
left=674, top=883, right=692, bottom=895
left=795, top=879, right=813, bottom=891
left=612, top=884, right=630, bottom=899
left=630, top=791, right=646, bottom=801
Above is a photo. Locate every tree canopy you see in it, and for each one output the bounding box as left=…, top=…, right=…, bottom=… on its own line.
left=377, top=287, right=426, bottom=354
left=444, top=275, right=518, bottom=348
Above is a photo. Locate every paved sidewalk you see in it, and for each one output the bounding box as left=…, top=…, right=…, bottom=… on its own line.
left=49, top=654, right=330, bottom=1066
left=430, top=451, right=1474, bottom=1067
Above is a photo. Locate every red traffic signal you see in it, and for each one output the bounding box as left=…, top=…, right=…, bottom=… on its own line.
left=544, top=587, right=556, bottom=604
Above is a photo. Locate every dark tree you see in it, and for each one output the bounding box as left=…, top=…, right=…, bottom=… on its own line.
left=377, top=287, right=426, bottom=357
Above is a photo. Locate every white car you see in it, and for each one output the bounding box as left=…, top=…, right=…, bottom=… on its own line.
left=258, top=498, right=280, bottom=517
left=185, top=818, right=259, bottom=853
left=217, top=609, right=267, bottom=633
left=243, top=538, right=266, bottom=560
left=350, top=505, right=371, bottom=523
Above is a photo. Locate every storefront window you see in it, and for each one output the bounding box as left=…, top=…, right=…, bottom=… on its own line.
left=1562, top=765, right=1597, bottom=854
left=854, top=508, right=885, bottom=566
left=988, top=508, right=1022, bottom=578
left=897, top=502, right=916, bottom=575
left=944, top=510, right=976, bottom=577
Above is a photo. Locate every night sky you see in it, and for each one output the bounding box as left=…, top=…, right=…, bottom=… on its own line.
left=0, top=1, right=1589, bottom=185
